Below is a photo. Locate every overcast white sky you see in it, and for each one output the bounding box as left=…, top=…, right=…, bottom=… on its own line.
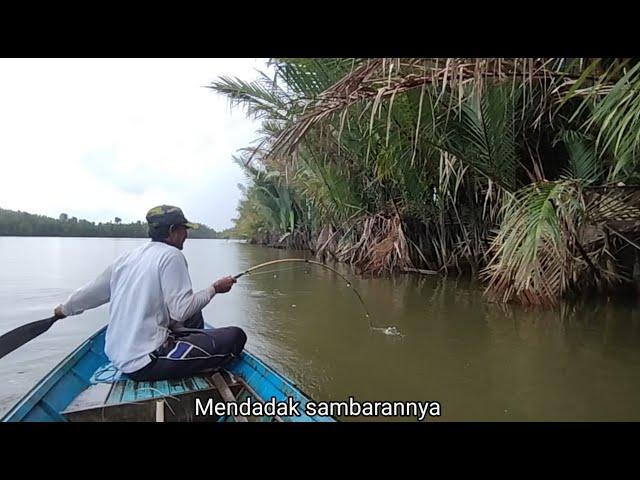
left=0, top=58, right=269, bottom=231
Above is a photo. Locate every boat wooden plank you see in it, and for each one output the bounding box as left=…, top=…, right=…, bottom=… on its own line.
left=107, top=380, right=127, bottom=405
left=167, top=378, right=187, bottom=396
left=121, top=379, right=140, bottom=403
left=192, top=375, right=214, bottom=390
left=212, top=372, right=248, bottom=422
left=153, top=380, right=170, bottom=397
left=135, top=381, right=155, bottom=398
left=102, top=375, right=216, bottom=407
left=64, top=383, right=113, bottom=413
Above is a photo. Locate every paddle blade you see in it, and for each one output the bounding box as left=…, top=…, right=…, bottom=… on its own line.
left=0, top=316, right=58, bottom=360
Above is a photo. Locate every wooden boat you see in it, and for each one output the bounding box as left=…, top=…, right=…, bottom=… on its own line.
left=1, top=324, right=335, bottom=422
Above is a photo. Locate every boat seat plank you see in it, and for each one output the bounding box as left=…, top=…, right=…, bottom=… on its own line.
left=104, top=375, right=216, bottom=405
left=64, top=383, right=113, bottom=413
left=212, top=372, right=248, bottom=422
left=63, top=373, right=222, bottom=415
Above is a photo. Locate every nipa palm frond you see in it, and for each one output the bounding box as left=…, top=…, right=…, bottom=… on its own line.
left=483, top=180, right=584, bottom=305
left=444, top=85, right=519, bottom=191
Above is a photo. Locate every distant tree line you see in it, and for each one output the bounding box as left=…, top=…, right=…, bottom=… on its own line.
left=0, top=207, right=234, bottom=239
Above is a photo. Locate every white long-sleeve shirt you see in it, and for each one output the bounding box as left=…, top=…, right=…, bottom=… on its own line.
left=60, top=241, right=216, bottom=373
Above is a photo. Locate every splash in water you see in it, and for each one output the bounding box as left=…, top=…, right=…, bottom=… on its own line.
left=249, top=290, right=268, bottom=298
left=371, top=326, right=404, bottom=337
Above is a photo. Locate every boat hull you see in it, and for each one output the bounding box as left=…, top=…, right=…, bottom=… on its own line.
left=2, top=324, right=334, bottom=422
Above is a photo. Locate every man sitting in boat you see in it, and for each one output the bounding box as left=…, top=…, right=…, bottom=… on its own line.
left=52, top=205, right=247, bottom=382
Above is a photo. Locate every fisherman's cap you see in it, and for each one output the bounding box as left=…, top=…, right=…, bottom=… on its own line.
left=146, top=205, right=199, bottom=229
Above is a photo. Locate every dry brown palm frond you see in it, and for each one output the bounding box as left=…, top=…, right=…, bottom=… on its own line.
left=267, top=58, right=584, bottom=159
left=333, top=213, right=414, bottom=275
left=584, top=186, right=640, bottom=232
left=314, top=224, right=340, bottom=261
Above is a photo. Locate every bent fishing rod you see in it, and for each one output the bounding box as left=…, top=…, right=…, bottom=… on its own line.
left=233, top=258, right=373, bottom=326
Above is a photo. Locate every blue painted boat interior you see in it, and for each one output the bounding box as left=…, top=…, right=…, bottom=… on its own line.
left=2, top=324, right=334, bottom=422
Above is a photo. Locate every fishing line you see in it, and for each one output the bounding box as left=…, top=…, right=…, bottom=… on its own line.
left=233, top=258, right=401, bottom=335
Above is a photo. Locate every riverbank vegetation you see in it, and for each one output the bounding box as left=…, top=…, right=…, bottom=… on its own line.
left=211, top=58, right=640, bottom=306
left=0, top=208, right=228, bottom=239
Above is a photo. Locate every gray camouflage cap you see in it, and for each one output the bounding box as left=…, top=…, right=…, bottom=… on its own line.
left=145, top=205, right=199, bottom=229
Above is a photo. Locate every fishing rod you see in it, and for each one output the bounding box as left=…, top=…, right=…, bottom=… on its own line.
left=233, top=258, right=374, bottom=328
